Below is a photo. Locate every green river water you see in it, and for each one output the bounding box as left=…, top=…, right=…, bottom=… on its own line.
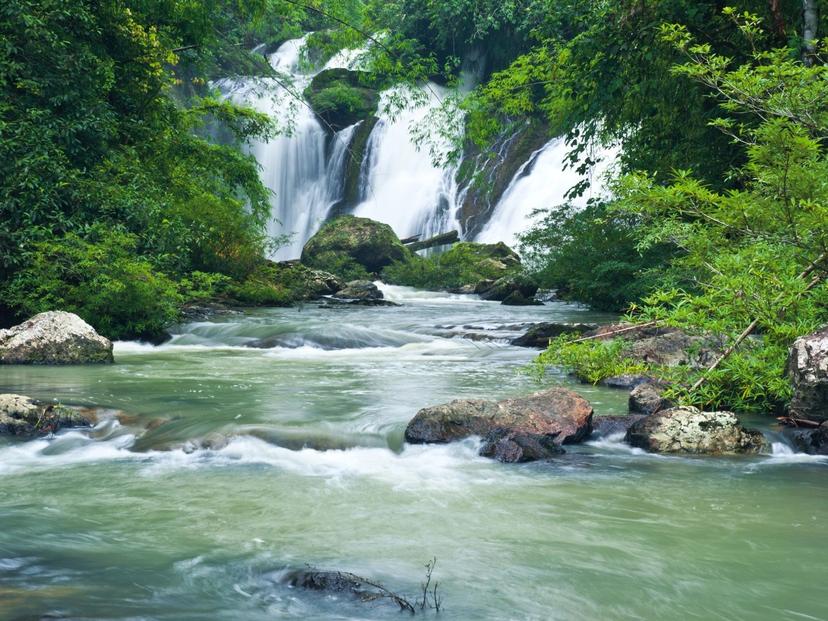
left=1, top=285, right=826, bottom=620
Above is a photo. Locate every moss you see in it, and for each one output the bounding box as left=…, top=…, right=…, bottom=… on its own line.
left=340, top=116, right=379, bottom=210
left=304, top=69, right=379, bottom=132
left=301, top=215, right=410, bottom=277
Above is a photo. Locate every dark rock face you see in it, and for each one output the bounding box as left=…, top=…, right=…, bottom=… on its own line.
left=405, top=388, right=593, bottom=463
left=501, top=291, right=542, bottom=306
left=333, top=280, right=383, bottom=301
left=787, top=326, right=828, bottom=422
left=337, top=116, right=380, bottom=212
left=283, top=569, right=412, bottom=612
left=629, top=382, right=671, bottom=416
left=511, top=322, right=598, bottom=349
left=599, top=375, right=652, bottom=390
left=304, top=68, right=380, bottom=132
left=478, top=274, right=539, bottom=303
left=0, top=311, right=113, bottom=364
left=783, top=426, right=828, bottom=455
left=625, top=406, right=765, bottom=454
left=301, top=215, right=410, bottom=275
left=0, top=394, right=94, bottom=437
left=592, top=415, right=647, bottom=437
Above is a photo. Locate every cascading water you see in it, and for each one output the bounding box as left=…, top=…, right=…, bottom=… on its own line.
left=218, top=38, right=359, bottom=261
left=221, top=36, right=617, bottom=260
left=476, top=137, right=618, bottom=248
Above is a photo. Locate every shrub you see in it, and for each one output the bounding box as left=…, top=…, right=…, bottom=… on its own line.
left=3, top=228, right=182, bottom=340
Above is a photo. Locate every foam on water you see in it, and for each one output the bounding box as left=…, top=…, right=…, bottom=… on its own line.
left=376, top=283, right=483, bottom=304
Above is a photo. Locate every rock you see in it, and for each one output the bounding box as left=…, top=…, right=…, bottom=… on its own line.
left=478, top=274, right=539, bottom=302
left=301, top=215, right=410, bottom=276
left=629, top=382, right=671, bottom=416
left=787, top=326, right=828, bottom=422
left=333, top=280, right=383, bottom=301
left=582, top=323, right=722, bottom=369
left=474, top=279, right=496, bottom=294
left=511, top=322, right=599, bottom=348
left=598, top=375, right=652, bottom=390
left=625, top=406, right=765, bottom=454
left=0, top=311, right=113, bottom=364
left=180, top=302, right=244, bottom=323
left=283, top=569, right=413, bottom=612
left=592, top=415, right=647, bottom=437
left=405, top=388, right=593, bottom=463
left=501, top=291, right=543, bottom=306
left=303, top=68, right=380, bottom=131
left=0, top=394, right=93, bottom=437
left=782, top=425, right=828, bottom=455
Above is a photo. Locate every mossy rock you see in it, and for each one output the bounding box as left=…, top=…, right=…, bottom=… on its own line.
left=301, top=216, right=410, bottom=277
left=304, top=69, right=379, bottom=132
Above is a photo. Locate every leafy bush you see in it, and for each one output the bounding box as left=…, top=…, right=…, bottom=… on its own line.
left=2, top=228, right=182, bottom=340
left=536, top=336, right=648, bottom=384
left=305, top=251, right=371, bottom=283
left=383, top=242, right=520, bottom=290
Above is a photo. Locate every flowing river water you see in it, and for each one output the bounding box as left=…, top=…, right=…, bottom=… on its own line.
left=1, top=286, right=827, bottom=620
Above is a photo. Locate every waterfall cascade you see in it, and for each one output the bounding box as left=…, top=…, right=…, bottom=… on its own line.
left=220, top=38, right=616, bottom=260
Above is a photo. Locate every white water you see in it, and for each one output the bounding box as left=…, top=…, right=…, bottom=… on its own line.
left=476, top=137, right=619, bottom=247
left=221, top=37, right=620, bottom=259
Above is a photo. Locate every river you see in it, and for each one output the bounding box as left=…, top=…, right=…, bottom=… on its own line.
left=1, top=286, right=826, bottom=620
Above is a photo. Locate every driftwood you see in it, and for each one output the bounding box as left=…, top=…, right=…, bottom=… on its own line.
left=777, top=416, right=825, bottom=429
left=405, top=231, right=459, bottom=252
left=400, top=235, right=421, bottom=244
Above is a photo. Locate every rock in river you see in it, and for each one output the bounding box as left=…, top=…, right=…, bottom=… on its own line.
left=0, top=394, right=94, bottom=437
left=787, top=325, right=828, bottom=422
left=405, top=388, right=593, bottom=463
left=625, top=406, right=765, bottom=455
left=0, top=311, right=113, bottom=364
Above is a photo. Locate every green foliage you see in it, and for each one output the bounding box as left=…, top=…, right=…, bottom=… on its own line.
left=307, top=252, right=371, bottom=282
left=519, top=202, right=674, bottom=311
left=2, top=228, right=182, bottom=340
left=536, top=337, right=648, bottom=385
left=382, top=242, right=519, bottom=290
left=304, top=69, right=379, bottom=130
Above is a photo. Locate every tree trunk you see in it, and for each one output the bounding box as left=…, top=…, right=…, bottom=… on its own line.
left=405, top=231, right=459, bottom=252
left=803, top=0, right=819, bottom=64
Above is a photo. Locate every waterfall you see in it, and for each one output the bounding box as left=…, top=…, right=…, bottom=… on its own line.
left=475, top=138, right=618, bottom=248
left=219, top=37, right=617, bottom=260
left=352, top=85, right=461, bottom=240
left=218, top=38, right=359, bottom=261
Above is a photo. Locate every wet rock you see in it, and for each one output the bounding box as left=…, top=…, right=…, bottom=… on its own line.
left=180, top=302, right=244, bottom=323
left=625, top=406, right=765, bottom=455
left=478, top=274, right=539, bottom=303
left=592, top=415, right=647, bottom=437
left=283, top=569, right=414, bottom=612
left=629, top=382, right=671, bottom=416
left=303, top=68, right=379, bottom=132
left=511, top=322, right=599, bottom=349
left=598, top=375, right=652, bottom=390
left=501, top=291, right=543, bottom=306
left=405, top=388, right=593, bottom=463
left=0, top=311, right=113, bottom=364
left=787, top=326, right=828, bottom=422
left=301, top=215, right=410, bottom=276
left=333, top=280, right=383, bottom=301
left=0, top=394, right=93, bottom=437
left=782, top=425, right=828, bottom=455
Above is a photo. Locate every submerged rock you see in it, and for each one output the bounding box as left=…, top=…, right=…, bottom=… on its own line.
left=283, top=569, right=414, bottom=612
left=629, top=381, right=672, bottom=416
left=405, top=388, right=593, bottom=463
left=0, top=394, right=93, bottom=437
left=511, top=322, right=599, bottom=349
left=0, top=311, right=113, bottom=364
left=625, top=406, right=765, bottom=455
left=301, top=215, right=410, bottom=276
left=787, top=326, right=828, bottom=422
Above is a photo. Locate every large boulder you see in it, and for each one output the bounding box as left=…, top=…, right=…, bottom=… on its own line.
left=303, top=68, right=379, bottom=132
left=478, top=274, right=539, bottom=303
left=0, top=394, right=93, bottom=437
left=787, top=326, right=828, bottom=422
left=0, top=311, right=113, bottom=364
left=301, top=216, right=410, bottom=276
left=592, top=415, right=647, bottom=437
left=782, top=425, right=828, bottom=455
left=511, top=322, right=599, bottom=349
left=332, top=280, right=383, bottom=301
left=405, top=388, right=593, bottom=463
left=625, top=406, right=765, bottom=455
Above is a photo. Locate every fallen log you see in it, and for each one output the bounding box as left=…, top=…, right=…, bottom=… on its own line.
left=405, top=230, right=459, bottom=252
left=400, top=235, right=421, bottom=244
